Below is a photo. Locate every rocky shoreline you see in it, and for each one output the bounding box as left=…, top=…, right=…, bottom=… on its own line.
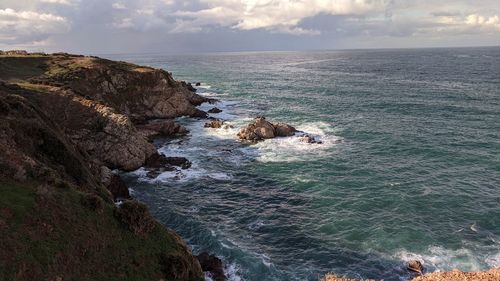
left=0, top=51, right=497, bottom=281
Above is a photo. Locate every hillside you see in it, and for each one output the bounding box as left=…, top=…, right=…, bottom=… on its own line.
left=0, top=52, right=209, bottom=281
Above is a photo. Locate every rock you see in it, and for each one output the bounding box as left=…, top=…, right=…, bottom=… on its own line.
left=238, top=117, right=299, bottom=141
left=145, top=153, right=191, bottom=170
left=208, top=107, right=222, bottom=114
left=204, top=120, right=223, bottom=128
left=107, top=174, right=131, bottom=201
left=274, top=123, right=296, bottom=137
left=196, top=252, right=226, bottom=281
left=299, top=134, right=323, bottom=144
left=181, top=81, right=197, bottom=92
left=137, top=120, right=188, bottom=139
left=195, top=82, right=201, bottom=86
left=408, top=260, right=424, bottom=275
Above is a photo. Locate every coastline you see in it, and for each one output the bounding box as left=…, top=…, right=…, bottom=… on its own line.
left=0, top=50, right=498, bottom=280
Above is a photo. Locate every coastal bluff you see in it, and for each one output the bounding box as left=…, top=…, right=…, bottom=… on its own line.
left=0, top=52, right=207, bottom=281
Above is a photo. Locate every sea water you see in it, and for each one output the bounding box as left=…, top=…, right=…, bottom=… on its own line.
left=106, top=47, right=500, bottom=281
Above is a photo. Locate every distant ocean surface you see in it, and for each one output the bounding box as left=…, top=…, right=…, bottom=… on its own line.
left=105, top=47, right=500, bottom=281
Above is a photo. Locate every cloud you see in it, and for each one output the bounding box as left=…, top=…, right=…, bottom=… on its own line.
left=0, top=8, right=70, bottom=44
left=39, top=0, right=72, bottom=5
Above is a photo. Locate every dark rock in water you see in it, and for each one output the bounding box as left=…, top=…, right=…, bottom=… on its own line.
left=195, top=82, right=201, bottom=86
left=196, top=252, right=226, bottom=281
left=299, top=134, right=323, bottom=144
left=407, top=260, right=424, bottom=275
left=190, top=108, right=209, bottom=118
left=181, top=81, right=197, bottom=92
left=208, top=107, right=222, bottom=114
left=107, top=174, right=131, bottom=201
left=145, top=153, right=192, bottom=170
left=204, top=120, right=234, bottom=129
left=274, top=122, right=296, bottom=137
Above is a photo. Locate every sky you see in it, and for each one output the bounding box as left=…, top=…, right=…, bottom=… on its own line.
left=1, top=0, right=500, bottom=54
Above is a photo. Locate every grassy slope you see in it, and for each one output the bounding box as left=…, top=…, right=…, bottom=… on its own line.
left=0, top=181, right=201, bottom=281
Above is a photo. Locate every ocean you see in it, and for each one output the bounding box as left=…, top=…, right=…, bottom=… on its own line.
left=106, top=47, right=500, bottom=281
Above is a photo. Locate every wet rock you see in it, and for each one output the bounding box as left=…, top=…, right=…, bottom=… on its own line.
left=195, top=82, right=201, bottom=86
left=299, top=134, right=323, bottom=144
left=204, top=120, right=234, bottom=129
left=208, top=107, right=222, bottom=114
left=274, top=122, right=296, bottom=137
left=145, top=153, right=191, bottom=170
left=408, top=260, right=424, bottom=275
left=107, top=174, right=131, bottom=201
left=238, top=117, right=298, bottom=141
left=196, top=252, right=226, bottom=281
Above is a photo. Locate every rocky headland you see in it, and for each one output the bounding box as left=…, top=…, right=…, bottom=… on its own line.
left=0, top=52, right=215, bottom=281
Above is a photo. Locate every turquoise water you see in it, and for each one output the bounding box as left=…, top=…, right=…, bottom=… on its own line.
left=108, top=47, right=500, bottom=281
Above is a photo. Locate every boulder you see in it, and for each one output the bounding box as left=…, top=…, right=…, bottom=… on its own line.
left=195, top=82, right=201, bottom=86
left=238, top=117, right=298, bottom=141
left=145, top=153, right=191, bottom=169
left=196, top=252, right=226, bottom=281
left=204, top=120, right=233, bottom=129
left=407, top=260, right=424, bottom=275
left=274, top=123, right=296, bottom=137
left=208, top=107, right=222, bottom=114
left=299, top=134, right=323, bottom=144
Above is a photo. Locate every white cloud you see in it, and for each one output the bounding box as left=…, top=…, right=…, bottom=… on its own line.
left=0, top=8, right=69, bottom=44
left=39, top=0, right=72, bottom=5
left=112, top=2, right=127, bottom=10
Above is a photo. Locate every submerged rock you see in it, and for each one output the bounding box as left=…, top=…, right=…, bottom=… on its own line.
left=196, top=252, right=226, bottom=281
left=195, top=82, right=201, bottom=86
left=208, top=107, right=222, bottom=114
left=237, top=117, right=296, bottom=141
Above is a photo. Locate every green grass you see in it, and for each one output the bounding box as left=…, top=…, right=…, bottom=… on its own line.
left=0, top=57, right=48, bottom=81
left=0, top=181, right=202, bottom=281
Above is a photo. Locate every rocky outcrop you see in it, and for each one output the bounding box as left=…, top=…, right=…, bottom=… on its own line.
left=144, top=153, right=192, bottom=178
left=137, top=119, right=188, bottom=140
left=0, top=53, right=206, bottom=281
left=208, top=107, right=222, bottom=113
left=196, top=252, right=226, bottom=281
left=411, top=268, right=500, bottom=281
left=237, top=117, right=297, bottom=141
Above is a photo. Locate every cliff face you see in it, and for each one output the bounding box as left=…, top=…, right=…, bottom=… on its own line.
left=0, top=53, right=206, bottom=281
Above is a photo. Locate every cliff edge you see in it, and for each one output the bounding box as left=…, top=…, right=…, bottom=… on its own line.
left=0, top=53, right=206, bottom=281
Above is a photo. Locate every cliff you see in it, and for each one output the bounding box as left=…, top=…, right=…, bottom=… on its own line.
left=0, top=53, right=207, bottom=281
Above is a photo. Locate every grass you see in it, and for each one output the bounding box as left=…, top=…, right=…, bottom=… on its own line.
left=0, top=180, right=203, bottom=281
left=0, top=57, right=48, bottom=81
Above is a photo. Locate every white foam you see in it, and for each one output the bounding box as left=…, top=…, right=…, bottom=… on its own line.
left=393, top=246, right=495, bottom=272
left=246, top=121, right=341, bottom=163
left=225, top=262, right=242, bottom=281
left=208, top=172, right=233, bottom=181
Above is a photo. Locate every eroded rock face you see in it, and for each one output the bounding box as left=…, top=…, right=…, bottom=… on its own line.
left=137, top=120, right=188, bottom=140
left=196, top=252, right=226, bottom=281
left=237, top=117, right=296, bottom=141
left=107, top=174, right=131, bottom=201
